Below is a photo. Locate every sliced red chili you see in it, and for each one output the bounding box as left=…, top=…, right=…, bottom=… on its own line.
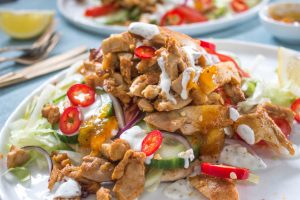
left=201, top=162, right=249, bottom=180
left=200, top=40, right=216, bottom=52
left=84, top=3, right=117, bottom=17
left=142, top=130, right=163, bottom=156
left=59, top=106, right=82, bottom=135
left=291, top=98, right=300, bottom=123
left=67, top=84, right=96, bottom=107
left=160, top=10, right=184, bottom=26
left=134, top=46, right=156, bottom=59
left=231, top=0, right=249, bottom=13
left=175, top=5, right=208, bottom=23
left=273, top=118, right=292, bottom=138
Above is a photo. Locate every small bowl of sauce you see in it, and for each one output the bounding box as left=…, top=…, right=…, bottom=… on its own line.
left=259, top=2, right=300, bottom=43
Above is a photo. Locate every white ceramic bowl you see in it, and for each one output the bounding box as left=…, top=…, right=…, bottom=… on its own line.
left=259, top=2, right=300, bottom=44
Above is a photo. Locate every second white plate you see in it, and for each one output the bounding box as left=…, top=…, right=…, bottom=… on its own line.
left=57, top=0, right=269, bottom=36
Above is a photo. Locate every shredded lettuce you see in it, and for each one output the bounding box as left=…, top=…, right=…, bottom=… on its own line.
left=239, top=79, right=297, bottom=112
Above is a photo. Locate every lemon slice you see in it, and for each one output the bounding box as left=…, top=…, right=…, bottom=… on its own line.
left=0, top=10, right=54, bottom=39
left=278, top=47, right=300, bottom=96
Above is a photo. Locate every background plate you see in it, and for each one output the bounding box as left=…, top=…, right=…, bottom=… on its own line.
left=57, top=0, right=269, bottom=36
left=1, top=40, right=300, bottom=200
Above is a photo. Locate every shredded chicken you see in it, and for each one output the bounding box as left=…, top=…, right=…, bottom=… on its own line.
left=42, top=104, right=60, bottom=125
left=112, top=150, right=146, bottom=200
left=80, top=155, right=115, bottom=183
left=144, top=105, right=232, bottom=135
left=189, top=174, right=239, bottom=200
left=96, top=187, right=112, bottom=200
left=49, top=153, right=72, bottom=190
left=234, top=106, right=295, bottom=155
left=101, top=139, right=130, bottom=161
left=6, top=145, right=30, bottom=169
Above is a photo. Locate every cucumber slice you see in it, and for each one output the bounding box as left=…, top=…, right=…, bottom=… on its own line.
left=186, top=135, right=201, bottom=159
left=136, top=120, right=153, bottom=133
left=149, top=136, right=187, bottom=169
left=56, top=131, right=78, bottom=144
left=100, top=93, right=113, bottom=117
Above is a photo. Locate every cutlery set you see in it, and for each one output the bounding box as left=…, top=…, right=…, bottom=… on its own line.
left=0, top=22, right=88, bottom=88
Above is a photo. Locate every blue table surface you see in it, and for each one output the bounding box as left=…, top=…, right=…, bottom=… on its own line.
left=0, top=0, right=299, bottom=127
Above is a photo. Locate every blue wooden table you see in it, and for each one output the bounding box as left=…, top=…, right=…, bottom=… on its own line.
left=0, top=0, right=299, bottom=127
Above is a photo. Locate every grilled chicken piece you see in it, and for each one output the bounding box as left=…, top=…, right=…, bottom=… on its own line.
left=112, top=150, right=146, bottom=200
left=118, top=53, right=134, bottom=84
left=189, top=174, right=239, bottom=200
left=6, top=145, right=30, bottom=169
left=224, top=83, right=245, bottom=104
left=136, top=57, right=159, bottom=73
left=144, top=105, right=232, bottom=135
left=49, top=153, right=72, bottom=190
left=80, top=155, right=115, bottom=182
left=260, top=102, right=295, bottom=123
left=101, top=139, right=130, bottom=161
left=96, top=187, right=112, bottom=200
left=142, top=85, right=160, bottom=100
left=154, top=96, right=192, bottom=112
left=234, top=108, right=295, bottom=155
left=104, top=77, right=131, bottom=104
left=42, top=104, right=60, bottom=126
left=198, top=61, right=241, bottom=94
left=61, top=165, right=101, bottom=194
left=129, top=72, right=160, bottom=97
left=137, top=98, right=154, bottom=112
left=101, top=32, right=135, bottom=54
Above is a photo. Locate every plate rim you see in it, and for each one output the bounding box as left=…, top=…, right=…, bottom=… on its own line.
left=0, top=39, right=281, bottom=199
left=56, top=0, right=270, bottom=35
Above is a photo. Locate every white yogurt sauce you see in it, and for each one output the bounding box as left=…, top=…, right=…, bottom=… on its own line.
left=229, top=107, right=240, bottom=121
left=158, top=51, right=177, bottom=104
left=178, top=148, right=195, bottom=169
left=120, top=126, right=154, bottom=163
left=236, top=124, right=256, bottom=145
left=219, top=144, right=267, bottom=170
left=53, top=178, right=81, bottom=198
left=129, top=22, right=160, bottom=40
left=164, top=179, right=205, bottom=200
left=181, top=68, right=194, bottom=100
left=81, top=95, right=102, bottom=120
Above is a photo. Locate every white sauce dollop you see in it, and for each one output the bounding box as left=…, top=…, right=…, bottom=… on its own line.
left=53, top=179, right=81, bottom=198
left=178, top=148, right=195, bottom=169
left=120, top=126, right=154, bottom=163
left=219, top=144, right=267, bottom=170
left=236, top=124, right=256, bottom=145
left=128, top=22, right=159, bottom=40
left=81, top=95, right=102, bottom=120
left=229, top=107, right=240, bottom=121
left=164, top=179, right=205, bottom=200
left=158, top=51, right=177, bottom=104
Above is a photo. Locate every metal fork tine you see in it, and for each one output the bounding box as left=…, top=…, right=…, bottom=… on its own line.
left=32, top=20, right=56, bottom=48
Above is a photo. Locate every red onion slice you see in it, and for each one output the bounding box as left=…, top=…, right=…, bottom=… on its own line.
left=21, top=146, right=52, bottom=174
left=109, top=94, right=125, bottom=129
left=116, top=111, right=145, bottom=138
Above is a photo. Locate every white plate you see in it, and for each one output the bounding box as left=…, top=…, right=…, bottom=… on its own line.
left=57, top=0, right=269, bottom=36
left=1, top=40, right=300, bottom=200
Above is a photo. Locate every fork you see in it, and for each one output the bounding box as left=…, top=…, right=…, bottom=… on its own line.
left=0, top=33, right=60, bottom=65
left=0, top=21, right=55, bottom=54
